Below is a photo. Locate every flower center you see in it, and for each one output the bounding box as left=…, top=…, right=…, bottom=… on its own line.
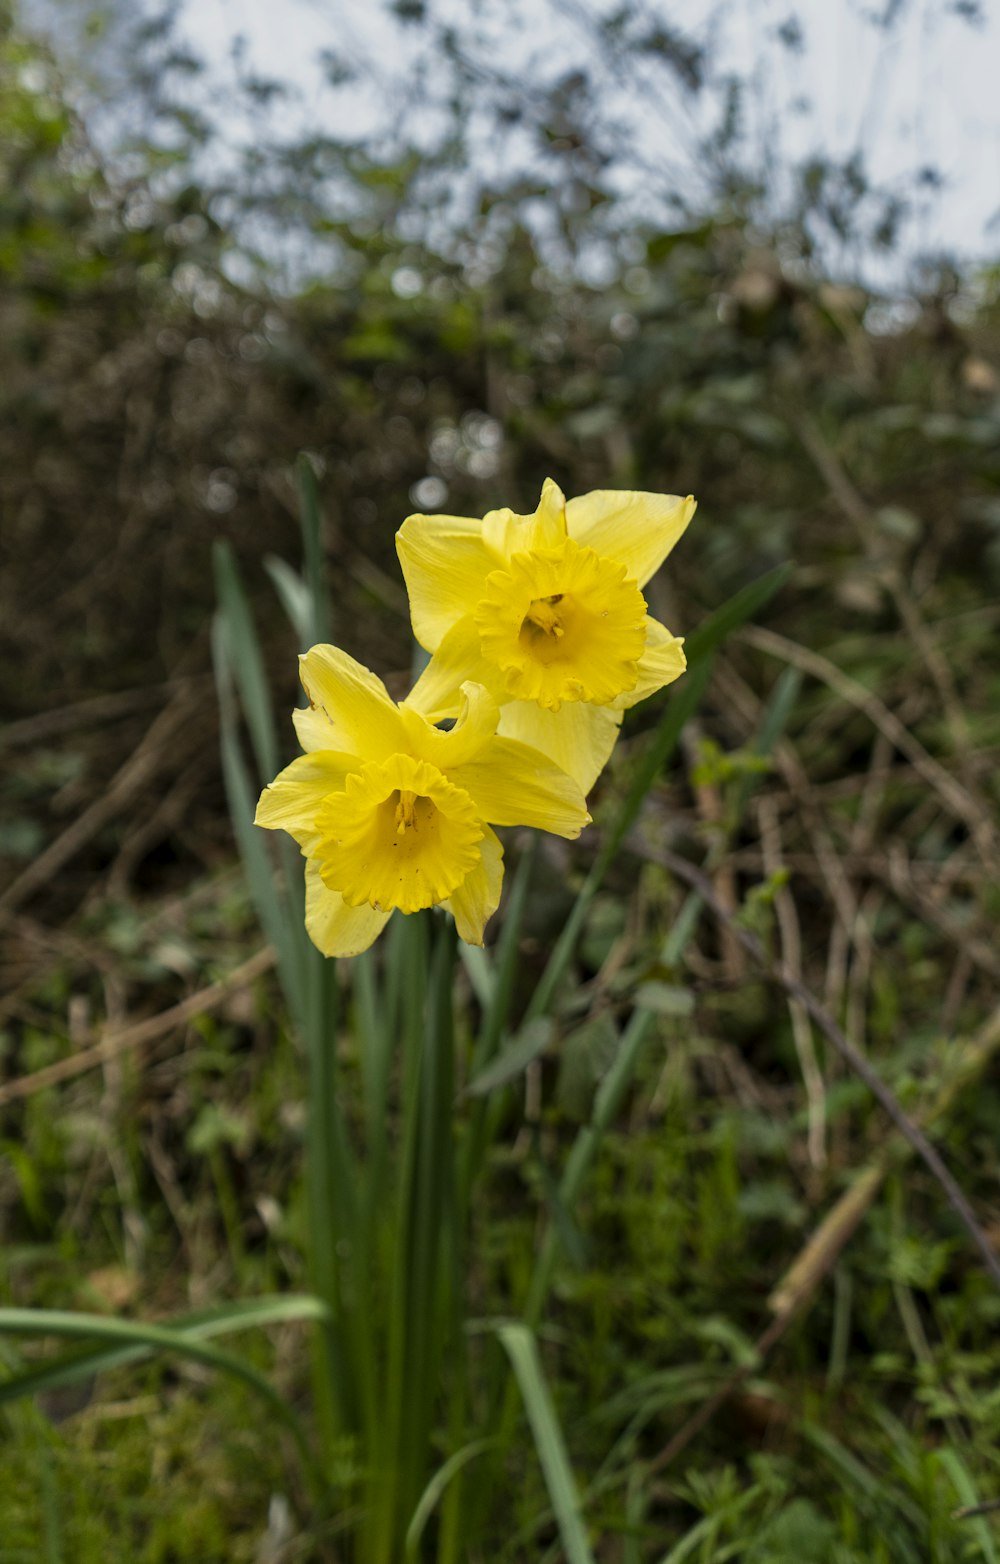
left=314, top=755, right=483, bottom=914
left=475, top=538, right=648, bottom=711
left=394, top=788, right=421, bottom=832
left=520, top=594, right=566, bottom=650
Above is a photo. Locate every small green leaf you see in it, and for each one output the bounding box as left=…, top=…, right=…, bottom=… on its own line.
left=466, top=1019, right=553, bottom=1097
left=496, top=1323, right=596, bottom=1564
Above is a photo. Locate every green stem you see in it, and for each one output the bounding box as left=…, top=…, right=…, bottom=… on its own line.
left=369, top=912, right=465, bottom=1564
left=303, top=943, right=371, bottom=1478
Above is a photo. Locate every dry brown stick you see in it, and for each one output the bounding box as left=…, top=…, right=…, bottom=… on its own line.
left=0, top=678, right=211, bottom=750
left=712, top=658, right=859, bottom=932
left=954, top=1500, right=1000, bottom=1520
left=629, top=837, right=1000, bottom=1296
left=645, top=1275, right=819, bottom=1477
left=844, top=885, right=883, bottom=1057
left=741, top=623, right=998, bottom=866
left=639, top=843, right=1000, bottom=1470
left=653, top=1143, right=968, bottom=1472
left=792, top=411, right=975, bottom=765
left=721, top=844, right=1000, bottom=984
left=767, top=1163, right=891, bottom=1319
left=724, top=848, right=987, bottom=883
left=765, top=749, right=999, bottom=808
left=771, top=996, right=1000, bottom=1318
left=885, top=842, right=1000, bottom=980
left=934, top=838, right=983, bottom=901
left=106, top=757, right=208, bottom=902
left=830, top=730, right=894, bottom=1057
left=0, top=690, right=196, bottom=917
left=712, top=657, right=859, bottom=1030
left=759, top=796, right=826, bottom=1170
left=682, top=716, right=745, bottom=981
left=0, top=946, right=275, bottom=1108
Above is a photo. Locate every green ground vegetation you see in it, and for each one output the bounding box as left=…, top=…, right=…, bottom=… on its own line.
left=3, top=6, right=1000, bottom=1559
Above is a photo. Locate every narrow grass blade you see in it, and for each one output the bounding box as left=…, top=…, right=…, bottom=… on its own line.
left=353, top=946, right=394, bottom=1198
left=211, top=486, right=349, bottom=1484
left=623, top=1468, right=648, bottom=1564
left=301, top=941, right=372, bottom=1454
left=0, top=1294, right=329, bottom=1405
left=297, top=455, right=333, bottom=647
left=755, top=664, right=802, bottom=753
left=466, top=1019, right=552, bottom=1097
left=459, top=944, right=495, bottom=1009
left=472, top=839, right=537, bottom=1073
left=496, top=1323, right=596, bottom=1564
left=0, top=1305, right=320, bottom=1473
left=213, top=618, right=308, bottom=1031
left=213, top=540, right=280, bottom=783
left=461, top=842, right=539, bottom=1202
left=731, top=664, right=802, bottom=822
left=405, top=1438, right=495, bottom=1558
left=264, top=554, right=315, bottom=650
left=38, top=1427, right=63, bottom=1564
left=659, top=891, right=705, bottom=967
left=398, top=918, right=459, bottom=1520
left=800, top=1420, right=922, bottom=1530
left=373, top=912, right=459, bottom=1562
left=655, top=1486, right=763, bottom=1564
left=936, top=1449, right=999, bottom=1561
left=524, top=1008, right=656, bottom=1323
left=682, top=562, right=792, bottom=665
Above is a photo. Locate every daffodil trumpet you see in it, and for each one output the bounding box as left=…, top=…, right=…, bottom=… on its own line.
left=396, top=478, right=695, bottom=793
left=255, top=644, right=590, bottom=958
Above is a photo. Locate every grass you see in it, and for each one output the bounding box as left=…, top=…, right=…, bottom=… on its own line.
left=5, top=640, right=1000, bottom=1559
left=3, top=890, right=1000, bottom=1560
left=4, top=430, right=1000, bottom=1562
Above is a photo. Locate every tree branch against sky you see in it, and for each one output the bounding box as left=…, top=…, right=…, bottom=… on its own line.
left=25, top=0, right=1000, bottom=285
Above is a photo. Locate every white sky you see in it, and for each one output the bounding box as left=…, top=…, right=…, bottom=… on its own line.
left=35, top=0, right=1000, bottom=281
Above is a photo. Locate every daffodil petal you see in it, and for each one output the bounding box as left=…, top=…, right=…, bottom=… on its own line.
left=566, top=491, right=696, bottom=588
left=497, top=699, right=622, bottom=795
left=305, top=860, right=392, bottom=957
left=614, top=619, right=687, bottom=710
left=299, top=645, right=405, bottom=762
left=444, top=826, right=504, bottom=946
left=480, top=479, right=568, bottom=561
left=533, top=478, right=570, bottom=545
left=255, top=751, right=357, bottom=844
left=401, top=680, right=501, bottom=770
left=292, top=703, right=338, bottom=753
left=396, top=513, right=495, bottom=650
left=451, top=737, right=590, bottom=838
left=404, top=617, right=503, bottom=721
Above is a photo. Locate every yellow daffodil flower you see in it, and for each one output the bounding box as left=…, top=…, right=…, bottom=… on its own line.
left=254, top=645, right=590, bottom=958
left=396, top=479, right=695, bottom=793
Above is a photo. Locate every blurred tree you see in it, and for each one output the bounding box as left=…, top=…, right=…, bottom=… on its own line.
left=1, top=0, right=999, bottom=728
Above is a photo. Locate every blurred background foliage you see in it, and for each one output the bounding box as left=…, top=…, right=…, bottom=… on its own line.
left=3, top=0, right=1000, bottom=1557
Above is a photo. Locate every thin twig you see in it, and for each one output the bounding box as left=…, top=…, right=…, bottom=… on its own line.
left=0, top=690, right=197, bottom=917
left=791, top=411, right=976, bottom=767
left=759, top=797, right=826, bottom=1169
left=0, top=947, right=275, bottom=1107
left=0, top=677, right=211, bottom=749
left=639, top=837, right=1000, bottom=1471
left=740, top=624, right=999, bottom=869
left=647, top=1306, right=795, bottom=1476
left=627, top=837, right=1000, bottom=1297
